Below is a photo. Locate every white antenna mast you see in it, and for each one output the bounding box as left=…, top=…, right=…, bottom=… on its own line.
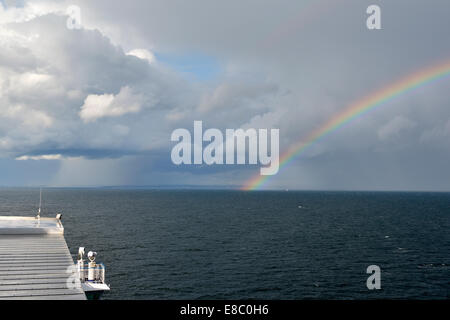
left=37, top=188, right=42, bottom=219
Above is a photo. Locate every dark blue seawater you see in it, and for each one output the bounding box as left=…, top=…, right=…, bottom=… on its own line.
left=0, top=189, right=448, bottom=299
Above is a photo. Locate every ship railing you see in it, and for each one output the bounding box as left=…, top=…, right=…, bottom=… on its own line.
left=77, top=263, right=106, bottom=284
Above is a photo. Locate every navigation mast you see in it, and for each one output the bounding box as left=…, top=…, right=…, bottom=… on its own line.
left=37, top=188, right=42, bottom=219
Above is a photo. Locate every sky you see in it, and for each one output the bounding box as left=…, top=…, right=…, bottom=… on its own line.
left=0, top=0, right=450, bottom=190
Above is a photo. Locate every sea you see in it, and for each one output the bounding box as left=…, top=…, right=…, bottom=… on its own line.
left=0, top=188, right=448, bottom=299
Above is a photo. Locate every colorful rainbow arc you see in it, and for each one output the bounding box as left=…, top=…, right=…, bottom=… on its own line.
left=242, top=59, right=450, bottom=191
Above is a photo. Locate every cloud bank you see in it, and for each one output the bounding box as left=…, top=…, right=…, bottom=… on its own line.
left=0, top=0, right=449, bottom=190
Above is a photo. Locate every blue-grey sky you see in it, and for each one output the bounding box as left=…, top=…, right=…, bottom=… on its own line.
left=1, top=0, right=450, bottom=190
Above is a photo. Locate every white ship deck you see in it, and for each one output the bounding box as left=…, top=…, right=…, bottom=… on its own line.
left=0, top=216, right=86, bottom=300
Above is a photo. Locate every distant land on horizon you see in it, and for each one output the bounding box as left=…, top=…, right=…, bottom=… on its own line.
left=0, top=185, right=449, bottom=193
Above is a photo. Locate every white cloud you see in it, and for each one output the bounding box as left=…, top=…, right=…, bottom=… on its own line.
left=15, top=72, right=52, bottom=87
left=4, top=105, right=53, bottom=129
left=16, top=154, right=62, bottom=161
left=79, top=86, right=144, bottom=122
left=419, top=118, right=450, bottom=144
left=0, top=0, right=66, bottom=24
left=377, top=116, right=416, bottom=141
left=126, top=49, right=156, bottom=64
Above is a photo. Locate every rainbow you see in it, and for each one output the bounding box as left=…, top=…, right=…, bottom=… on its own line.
left=242, top=59, right=450, bottom=191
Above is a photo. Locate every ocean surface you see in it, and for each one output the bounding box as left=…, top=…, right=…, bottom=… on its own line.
left=0, top=188, right=448, bottom=299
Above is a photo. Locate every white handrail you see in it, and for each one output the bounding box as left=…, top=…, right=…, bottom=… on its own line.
left=77, top=263, right=106, bottom=283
